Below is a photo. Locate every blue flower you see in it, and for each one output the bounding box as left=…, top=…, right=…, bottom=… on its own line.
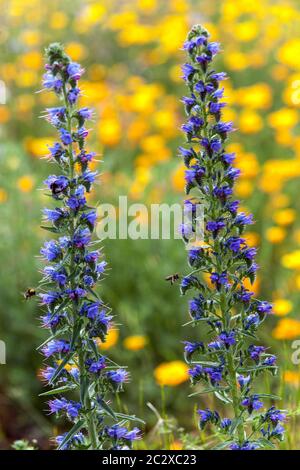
left=181, top=63, right=196, bottom=81
left=87, top=357, right=106, bottom=374
left=67, top=62, right=83, bottom=80
left=107, top=369, right=129, bottom=384
left=238, top=374, right=251, bottom=389
left=42, top=340, right=70, bottom=358
left=43, top=72, right=63, bottom=92
left=59, top=128, right=72, bottom=145
left=241, top=395, right=263, bottom=414
left=248, top=345, right=266, bottom=363
left=40, top=240, right=62, bottom=261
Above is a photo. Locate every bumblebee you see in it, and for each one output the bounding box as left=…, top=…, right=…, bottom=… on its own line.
left=165, top=273, right=180, bottom=285
left=23, top=288, right=36, bottom=300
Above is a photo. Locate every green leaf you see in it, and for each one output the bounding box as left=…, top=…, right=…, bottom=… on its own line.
left=115, top=413, right=145, bottom=425
left=188, top=386, right=229, bottom=397
left=98, top=397, right=117, bottom=420
left=39, top=384, right=77, bottom=397
left=57, top=419, right=85, bottom=450
left=257, top=438, right=276, bottom=450
left=215, top=391, right=232, bottom=404
left=212, top=440, right=232, bottom=450
left=40, top=225, right=60, bottom=233
left=36, top=329, right=67, bottom=351
left=80, top=376, right=89, bottom=405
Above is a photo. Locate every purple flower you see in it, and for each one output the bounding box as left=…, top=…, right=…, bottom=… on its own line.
left=238, top=374, right=251, bottom=389
left=263, top=355, right=277, bottom=366
left=182, top=63, right=196, bottom=81
left=80, top=210, right=97, bottom=226
left=40, top=240, right=62, bottom=261
left=43, top=208, right=66, bottom=223
left=59, top=128, right=72, bottom=145
left=219, top=330, right=236, bottom=348
left=44, top=175, right=69, bottom=196
left=67, top=87, right=80, bottom=104
left=67, top=62, right=84, bottom=80
left=48, top=142, right=64, bottom=159
left=197, top=408, right=219, bottom=429
left=248, top=345, right=266, bottom=363
left=241, top=395, right=263, bottom=414
left=73, top=228, right=91, bottom=248
left=226, top=236, right=245, bottom=253
left=43, top=72, right=63, bottom=92
left=42, top=340, right=70, bottom=358
left=244, top=313, right=260, bottom=330
left=230, top=442, right=258, bottom=450
left=107, top=369, right=129, bottom=384
left=78, top=107, right=93, bottom=120
left=88, top=357, right=106, bottom=374
left=256, top=301, right=273, bottom=315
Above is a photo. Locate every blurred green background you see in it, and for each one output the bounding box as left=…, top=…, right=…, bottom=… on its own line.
left=1, top=0, right=300, bottom=449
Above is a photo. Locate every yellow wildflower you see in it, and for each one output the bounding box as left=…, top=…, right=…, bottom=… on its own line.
left=282, top=250, right=300, bottom=270
left=0, top=188, right=8, bottom=203
left=265, top=226, right=286, bottom=244
left=123, top=335, right=148, bottom=351
left=273, top=319, right=300, bottom=340
left=268, top=108, right=298, bottom=128
left=273, top=299, right=293, bottom=316
left=239, top=110, right=263, bottom=134
left=284, top=371, right=300, bottom=386
left=154, top=361, right=189, bottom=387
left=273, top=209, right=296, bottom=226
left=17, top=175, right=34, bottom=193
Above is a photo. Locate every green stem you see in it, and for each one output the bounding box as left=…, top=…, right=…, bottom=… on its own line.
left=63, top=84, right=99, bottom=450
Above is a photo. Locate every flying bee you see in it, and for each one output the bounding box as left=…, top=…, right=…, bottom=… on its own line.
left=165, top=273, right=180, bottom=285
left=23, top=288, right=36, bottom=300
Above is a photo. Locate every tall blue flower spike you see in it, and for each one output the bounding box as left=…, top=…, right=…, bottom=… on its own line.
left=38, top=43, right=141, bottom=450
left=180, top=25, right=285, bottom=450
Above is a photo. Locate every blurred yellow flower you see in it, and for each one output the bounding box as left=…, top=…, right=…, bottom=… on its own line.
left=273, top=319, right=300, bottom=340
left=282, top=250, right=300, bottom=270
left=0, top=188, right=8, bottom=203
left=65, top=42, right=87, bottom=61
left=172, top=164, right=185, bottom=192
left=283, top=370, right=300, bottom=386
left=235, top=152, right=259, bottom=179
left=273, top=299, right=293, bottom=316
left=123, top=335, right=148, bottom=351
left=98, top=116, right=121, bottom=147
left=154, top=360, right=189, bottom=387
left=239, top=110, right=263, bottom=134
left=25, top=137, right=52, bottom=157
left=50, top=11, right=68, bottom=29
left=278, top=39, right=300, bottom=69
left=96, top=328, right=119, bottom=351
left=235, top=180, right=253, bottom=198
left=234, top=21, right=258, bottom=42
left=20, top=51, right=42, bottom=70
left=170, top=441, right=183, bottom=450
left=268, top=108, right=298, bottom=128
left=235, top=83, right=272, bottom=110
left=265, top=226, right=286, bottom=244
left=273, top=208, right=296, bottom=226
left=0, top=106, right=10, bottom=123
left=17, top=175, right=34, bottom=193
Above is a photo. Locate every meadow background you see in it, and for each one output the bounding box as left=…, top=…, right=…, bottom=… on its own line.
left=1, top=0, right=300, bottom=450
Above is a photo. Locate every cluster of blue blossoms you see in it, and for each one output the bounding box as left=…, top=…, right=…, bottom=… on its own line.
left=38, top=44, right=140, bottom=450
left=180, top=26, right=285, bottom=450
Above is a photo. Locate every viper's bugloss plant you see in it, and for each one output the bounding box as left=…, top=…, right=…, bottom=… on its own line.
left=180, top=26, right=286, bottom=450
left=38, top=44, right=141, bottom=450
